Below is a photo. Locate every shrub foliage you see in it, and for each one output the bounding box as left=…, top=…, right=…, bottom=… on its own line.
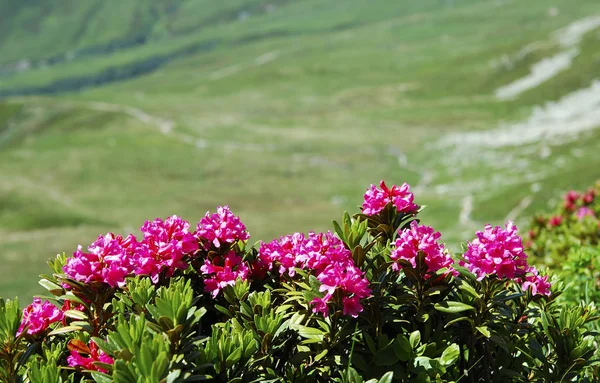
left=528, top=181, right=600, bottom=267
left=1, top=181, right=599, bottom=382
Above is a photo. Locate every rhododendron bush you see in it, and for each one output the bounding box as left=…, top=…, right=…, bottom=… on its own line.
left=527, top=181, right=600, bottom=311
left=0, top=182, right=598, bottom=382
left=528, top=181, right=600, bottom=267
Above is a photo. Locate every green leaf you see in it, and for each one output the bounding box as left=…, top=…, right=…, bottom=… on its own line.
left=91, top=372, right=113, bottom=383
left=364, top=333, right=377, bottom=355
left=333, top=220, right=346, bottom=242
left=58, top=292, right=87, bottom=306
left=38, top=279, right=62, bottom=292
left=378, top=371, right=394, bottom=383
left=476, top=326, right=491, bottom=338
left=294, top=325, right=325, bottom=338
left=434, top=301, right=475, bottom=313
left=63, top=309, right=88, bottom=320
left=458, top=280, right=480, bottom=299
left=409, top=331, right=421, bottom=349
left=374, top=347, right=399, bottom=367
left=345, top=367, right=363, bottom=383
left=48, top=325, right=82, bottom=336
left=225, top=346, right=243, bottom=369
left=315, top=349, right=328, bottom=362
left=444, top=316, right=474, bottom=328
left=440, top=344, right=460, bottom=366
left=393, top=335, right=412, bottom=362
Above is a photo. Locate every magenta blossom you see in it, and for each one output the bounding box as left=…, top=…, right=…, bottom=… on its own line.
left=362, top=180, right=418, bottom=216
left=549, top=215, right=563, bottom=227
left=315, top=263, right=371, bottom=317
left=259, top=231, right=372, bottom=317
left=258, top=232, right=306, bottom=277
left=200, top=251, right=250, bottom=297
left=576, top=207, right=595, bottom=220
left=583, top=189, right=595, bottom=204
left=17, top=298, right=63, bottom=336
left=342, top=296, right=364, bottom=317
left=135, top=215, right=199, bottom=283
left=565, top=190, right=580, bottom=203
left=196, top=206, right=250, bottom=249
left=460, top=221, right=528, bottom=281
left=520, top=267, right=551, bottom=296
left=311, top=294, right=332, bottom=317
left=63, top=233, right=137, bottom=288
left=391, top=222, right=455, bottom=277
left=301, top=231, right=353, bottom=272
left=67, top=340, right=114, bottom=373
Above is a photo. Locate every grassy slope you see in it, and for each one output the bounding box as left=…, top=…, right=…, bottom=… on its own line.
left=1, top=0, right=600, bottom=299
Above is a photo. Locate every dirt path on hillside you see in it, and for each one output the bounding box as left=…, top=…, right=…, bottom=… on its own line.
left=495, top=15, right=600, bottom=100
left=86, top=101, right=175, bottom=134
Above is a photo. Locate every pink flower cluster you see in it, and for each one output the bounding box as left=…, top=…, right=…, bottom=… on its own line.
left=200, top=251, right=250, bottom=297
left=461, top=222, right=551, bottom=296
left=196, top=206, right=250, bottom=249
left=362, top=180, right=418, bottom=216
left=391, top=222, right=455, bottom=276
left=67, top=340, right=114, bottom=373
left=549, top=215, right=563, bottom=227
left=136, top=215, right=199, bottom=283
left=63, top=233, right=137, bottom=288
left=257, top=232, right=306, bottom=277
left=576, top=207, right=595, bottom=221
left=563, top=190, right=580, bottom=211
left=564, top=189, right=596, bottom=211
left=259, top=232, right=371, bottom=317
left=17, top=298, right=63, bottom=336
left=460, top=221, right=528, bottom=281
left=63, top=207, right=250, bottom=288
left=520, top=267, right=551, bottom=296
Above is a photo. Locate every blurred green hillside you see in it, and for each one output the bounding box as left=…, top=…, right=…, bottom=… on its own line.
left=1, top=0, right=600, bottom=299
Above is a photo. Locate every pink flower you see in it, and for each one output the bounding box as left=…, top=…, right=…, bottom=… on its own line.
left=313, top=261, right=371, bottom=318
left=565, top=190, right=580, bottom=203
left=312, top=267, right=370, bottom=317
left=317, top=263, right=371, bottom=298
left=362, top=180, right=418, bottom=216
left=460, top=222, right=528, bottom=281
left=301, top=232, right=352, bottom=272
left=576, top=207, right=595, bottom=220
left=311, top=294, right=332, bottom=317
left=196, top=206, right=250, bottom=249
left=563, top=201, right=576, bottom=211
left=391, top=222, right=455, bottom=277
left=17, top=298, right=63, bottom=336
left=200, top=251, right=250, bottom=297
left=260, top=231, right=372, bottom=317
left=549, top=215, right=563, bottom=227
left=521, top=267, right=551, bottom=296
left=583, top=189, right=595, bottom=204
left=258, top=232, right=306, bottom=277
left=135, top=215, right=198, bottom=283
left=342, top=296, right=364, bottom=317
left=67, top=340, right=113, bottom=373
left=63, top=233, right=137, bottom=288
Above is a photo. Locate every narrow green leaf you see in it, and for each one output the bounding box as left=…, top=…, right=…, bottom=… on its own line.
left=476, top=326, right=491, bottom=338
left=63, top=310, right=88, bottom=320
left=48, top=325, right=82, bottom=336
left=434, top=301, right=475, bottom=313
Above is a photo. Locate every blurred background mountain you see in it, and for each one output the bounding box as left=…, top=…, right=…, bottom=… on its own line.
left=1, top=0, right=600, bottom=299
